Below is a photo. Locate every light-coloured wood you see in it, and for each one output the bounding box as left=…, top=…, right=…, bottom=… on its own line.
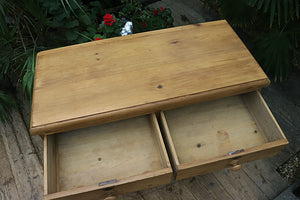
left=44, top=169, right=172, bottom=200
left=161, top=91, right=288, bottom=180
left=44, top=135, right=58, bottom=195
left=44, top=115, right=173, bottom=200
left=176, top=140, right=287, bottom=180
left=159, top=112, right=180, bottom=167
left=242, top=91, right=287, bottom=142
left=164, top=93, right=267, bottom=163
left=150, top=113, right=171, bottom=168
left=30, top=20, right=270, bottom=135
left=230, top=164, right=242, bottom=171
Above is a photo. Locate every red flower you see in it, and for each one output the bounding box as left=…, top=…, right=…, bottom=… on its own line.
left=141, top=22, right=146, bottom=27
left=103, top=13, right=116, bottom=26
left=153, top=9, right=158, bottom=15
left=94, top=38, right=102, bottom=41
left=160, top=7, right=164, bottom=11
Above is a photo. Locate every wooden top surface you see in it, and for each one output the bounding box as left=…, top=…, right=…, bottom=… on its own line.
left=31, top=20, right=269, bottom=135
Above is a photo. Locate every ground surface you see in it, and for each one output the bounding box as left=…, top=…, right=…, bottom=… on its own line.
left=0, top=0, right=299, bottom=199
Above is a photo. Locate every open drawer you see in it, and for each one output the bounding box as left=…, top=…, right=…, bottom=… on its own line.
left=160, top=91, right=288, bottom=180
left=44, top=114, right=172, bottom=200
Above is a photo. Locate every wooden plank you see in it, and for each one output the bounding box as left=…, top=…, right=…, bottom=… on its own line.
left=0, top=133, right=20, bottom=200
left=155, top=181, right=198, bottom=200
left=150, top=113, right=171, bottom=168
left=31, top=20, right=270, bottom=135
left=136, top=187, right=163, bottom=200
left=213, top=168, right=269, bottom=200
left=242, top=91, right=287, bottom=142
left=44, top=135, right=58, bottom=195
left=176, top=140, right=287, bottom=180
left=242, top=159, right=289, bottom=199
left=0, top=110, right=43, bottom=200
left=182, top=174, right=233, bottom=200
left=159, top=111, right=180, bottom=167
left=44, top=169, right=172, bottom=200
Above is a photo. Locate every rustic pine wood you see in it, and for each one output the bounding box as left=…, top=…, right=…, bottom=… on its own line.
left=44, top=114, right=172, bottom=200
left=161, top=91, right=288, bottom=180
left=44, top=135, right=58, bottom=195
left=30, top=20, right=270, bottom=135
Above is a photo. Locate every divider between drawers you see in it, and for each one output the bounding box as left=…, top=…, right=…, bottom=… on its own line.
left=157, top=111, right=180, bottom=179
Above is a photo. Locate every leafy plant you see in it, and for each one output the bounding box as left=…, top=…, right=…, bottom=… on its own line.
left=219, top=0, right=257, bottom=27
left=94, top=0, right=174, bottom=40
left=249, top=0, right=300, bottom=27
left=218, top=0, right=300, bottom=81
left=96, top=13, right=125, bottom=39
left=119, top=1, right=173, bottom=33
left=0, top=0, right=105, bottom=121
left=0, top=90, right=16, bottom=122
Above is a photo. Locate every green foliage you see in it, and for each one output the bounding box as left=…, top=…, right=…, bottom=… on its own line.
left=97, top=14, right=126, bottom=38
left=249, top=0, right=300, bottom=27
left=0, top=0, right=173, bottom=122
left=254, top=30, right=293, bottom=81
left=119, top=1, right=173, bottom=33
left=218, top=0, right=300, bottom=81
left=0, top=0, right=105, bottom=122
left=0, top=90, right=16, bottom=123
left=219, top=0, right=257, bottom=26
left=94, top=1, right=173, bottom=40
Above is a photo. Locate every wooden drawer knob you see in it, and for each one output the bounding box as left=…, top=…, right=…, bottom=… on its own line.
left=231, top=163, right=242, bottom=171
left=104, top=196, right=116, bottom=200
left=230, top=159, right=242, bottom=171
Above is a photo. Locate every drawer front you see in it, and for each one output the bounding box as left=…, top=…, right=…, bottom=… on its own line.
left=44, top=114, right=173, bottom=200
left=44, top=169, right=172, bottom=200
left=176, top=141, right=286, bottom=180
left=160, top=91, right=288, bottom=181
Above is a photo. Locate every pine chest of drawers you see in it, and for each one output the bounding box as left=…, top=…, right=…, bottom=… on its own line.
left=30, top=20, right=288, bottom=200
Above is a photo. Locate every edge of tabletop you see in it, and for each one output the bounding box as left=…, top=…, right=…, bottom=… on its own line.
left=30, top=78, right=270, bottom=136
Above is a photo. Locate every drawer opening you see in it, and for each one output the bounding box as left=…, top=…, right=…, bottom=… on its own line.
left=160, top=91, right=287, bottom=179
left=44, top=114, right=171, bottom=198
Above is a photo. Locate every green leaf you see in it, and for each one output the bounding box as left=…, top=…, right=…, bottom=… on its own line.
left=65, top=30, right=78, bottom=41
left=0, top=90, right=16, bottom=123
left=90, top=1, right=101, bottom=7
left=296, top=0, right=299, bottom=18
left=65, top=20, right=79, bottom=28
left=93, top=34, right=103, bottom=39
left=258, top=0, right=264, bottom=9
left=79, top=14, right=91, bottom=25
left=263, top=0, right=271, bottom=12
left=253, top=29, right=293, bottom=81
left=87, top=26, right=97, bottom=35
left=270, top=0, right=276, bottom=27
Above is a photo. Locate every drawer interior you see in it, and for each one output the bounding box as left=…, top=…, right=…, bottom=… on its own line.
left=162, top=91, right=286, bottom=165
left=44, top=114, right=170, bottom=196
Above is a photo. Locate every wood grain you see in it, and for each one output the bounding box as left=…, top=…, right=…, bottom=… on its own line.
left=31, top=20, right=269, bottom=135
left=44, top=114, right=173, bottom=200
left=0, top=110, right=44, bottom=200
left=0, top=133, right=20, bottom=200
left=160, top=91, right=288, bottom=180
left=44, top=135, right=58, bottom=195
